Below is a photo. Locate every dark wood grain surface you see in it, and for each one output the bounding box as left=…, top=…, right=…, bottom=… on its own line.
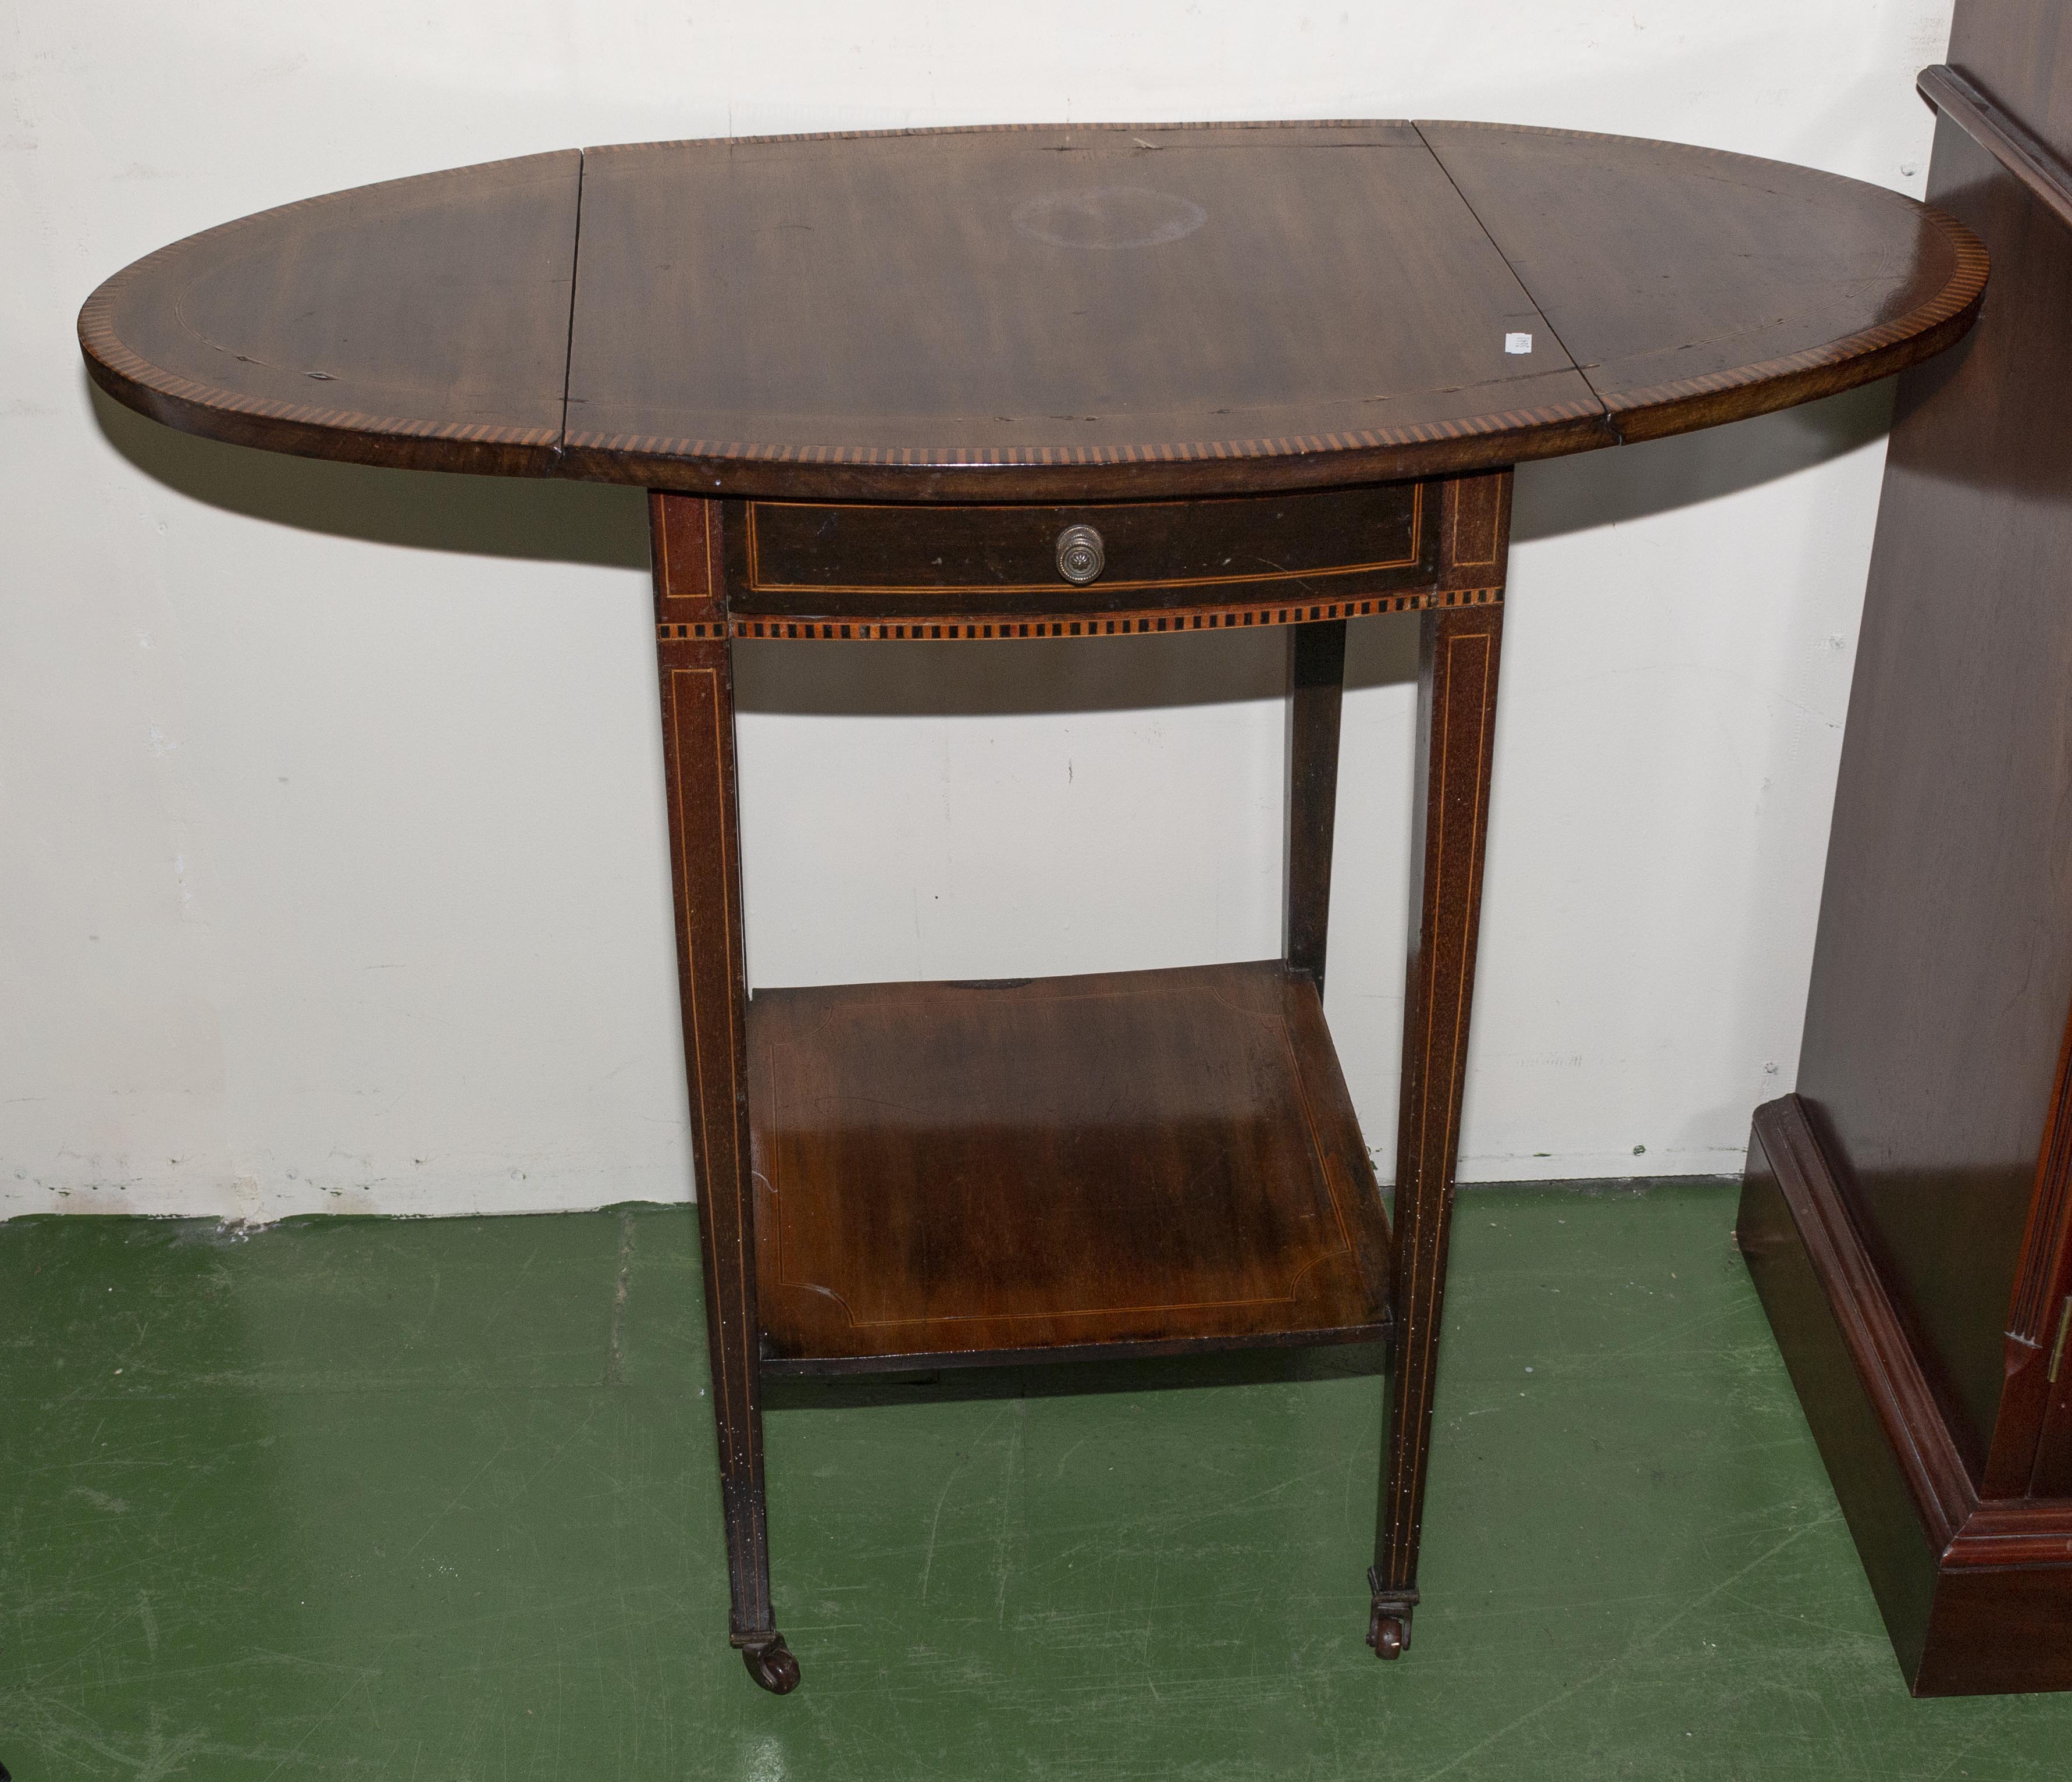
left=1419, top=123, right=1985, bottom=442
left=563, top=122, right=1600, bottom=497
left=734, top=482, right=1427, bottom=603
left=1739, top=1102, right=1961, bottom=1692
left=650, top=493, right=796, bottom=1690
left=1918, top=65, right=2072, bottom=237
left=1792, top=108, right=2072, bottom=1474
left=1742, top=1093, right=2072, bottom=1696
left=80, top=152, right=580, bottom=475
left=1736, top=8, right=2072, bottom=1698
left=81, top=122, right=1985, bottom=500
left=746, top=961, right=1393, bottom=1370
left=1286, top=620, right=1348, bottom=990
left=1370, top=597, right=1504, bottom=1658
left=1949, top=0, right=2072, bottom=165
left=719, top=479, right=1450, bottom=630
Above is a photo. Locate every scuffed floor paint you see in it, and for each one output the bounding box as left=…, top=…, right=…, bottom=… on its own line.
left=3, top=1183, right=2070, bottom=1779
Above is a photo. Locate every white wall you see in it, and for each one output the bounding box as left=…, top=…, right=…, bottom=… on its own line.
left=0, top=1, right=1954, bottom=1219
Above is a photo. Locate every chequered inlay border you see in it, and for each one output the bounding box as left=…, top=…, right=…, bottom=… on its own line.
left=565, top=401, right=1606, bottom=475
left=657, top=586, right=1501, bottom=644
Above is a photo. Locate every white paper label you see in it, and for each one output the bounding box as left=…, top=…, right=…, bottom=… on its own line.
left=1504, top=332, right=1533, bottom=354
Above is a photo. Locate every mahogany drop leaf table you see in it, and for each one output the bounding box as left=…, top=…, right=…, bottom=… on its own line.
left=81, top=119, right=1984, bottom=1692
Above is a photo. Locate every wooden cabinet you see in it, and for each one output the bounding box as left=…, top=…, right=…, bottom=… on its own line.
left=1739, top=3, right=2072, bottom=1698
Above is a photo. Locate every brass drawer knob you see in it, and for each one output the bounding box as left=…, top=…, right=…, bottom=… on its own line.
left=1055, top=523, right=1105, bottom=585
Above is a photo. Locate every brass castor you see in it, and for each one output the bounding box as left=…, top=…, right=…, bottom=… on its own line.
left=1366, top=1573, right=1419, bottom=1662
left=742, top=1635, right=801, bottom=1694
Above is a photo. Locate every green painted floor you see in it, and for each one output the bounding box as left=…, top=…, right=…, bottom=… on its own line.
left=4, top=1182, right=2071, bottom=1780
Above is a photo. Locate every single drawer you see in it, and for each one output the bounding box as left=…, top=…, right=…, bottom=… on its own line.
left=725, top=482, right=1437, bottom=625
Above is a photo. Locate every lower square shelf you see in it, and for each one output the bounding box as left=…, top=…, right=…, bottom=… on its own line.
left=747, top=959, right=1394, bottom=1372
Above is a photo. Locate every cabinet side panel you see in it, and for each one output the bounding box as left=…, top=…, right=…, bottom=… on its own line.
left=1948, top=1, right=2072, bottom=167
left=1917, top=1564, right=2072, bottom=1697
left=1737, top=1114, right=1938, bottom=1689
left=1795, top=116, right=2072, bottom=1466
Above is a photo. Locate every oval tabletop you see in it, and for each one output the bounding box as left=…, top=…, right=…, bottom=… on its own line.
left=79, top=120, right=1985, bottom=502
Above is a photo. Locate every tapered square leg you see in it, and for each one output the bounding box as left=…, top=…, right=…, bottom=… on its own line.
left=1372, top=474, right=1509, bottom=1659
left=650, top=492, right=797, bottom=1695
left=1287, top=618, right=1348, bottom=990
